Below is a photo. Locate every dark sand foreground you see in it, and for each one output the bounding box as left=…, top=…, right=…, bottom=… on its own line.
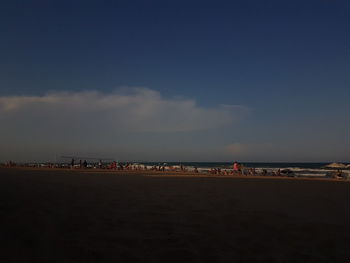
left=1, top=168, right=350, bottom=263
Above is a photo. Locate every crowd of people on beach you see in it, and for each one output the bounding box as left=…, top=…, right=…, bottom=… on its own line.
left=67, top=159, right=201, bottom=173
left=0, top=159, right=287, bottom=177
left=1, top=159, right=348, bottom=179
left=2, top=161, right=17, bottom=167
left=208, top=161, right=287, bottom=176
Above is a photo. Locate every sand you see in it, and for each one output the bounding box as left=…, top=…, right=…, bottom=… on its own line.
left=1, top=167, right=350, bottom=263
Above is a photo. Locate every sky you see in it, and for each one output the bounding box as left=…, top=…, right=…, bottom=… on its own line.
left=0, top=0, right=350, bottom=162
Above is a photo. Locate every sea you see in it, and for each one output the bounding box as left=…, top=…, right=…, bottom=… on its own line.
left=140, top=162, right=350, bottom=178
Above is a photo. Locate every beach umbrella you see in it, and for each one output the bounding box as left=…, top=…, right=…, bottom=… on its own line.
left=325, top=163, right=347, bottom=169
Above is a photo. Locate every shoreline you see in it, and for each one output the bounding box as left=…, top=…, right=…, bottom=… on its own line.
left=2, top=166, right=350, bottom=183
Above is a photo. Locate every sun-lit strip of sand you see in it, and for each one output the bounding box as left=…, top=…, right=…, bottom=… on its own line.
left=3, top=166, right=349, bottom=182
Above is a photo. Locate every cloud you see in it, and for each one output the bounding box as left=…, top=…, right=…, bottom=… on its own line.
left=0, top=87, right=251, bottom=161
left=0, top=87, right=248, bottom=133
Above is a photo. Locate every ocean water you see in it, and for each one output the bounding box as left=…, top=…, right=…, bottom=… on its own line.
left=141, top=162, right=350, bottom=178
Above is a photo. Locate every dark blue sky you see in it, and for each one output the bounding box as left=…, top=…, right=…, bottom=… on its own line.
left=1, top=0, right=350, bottom=161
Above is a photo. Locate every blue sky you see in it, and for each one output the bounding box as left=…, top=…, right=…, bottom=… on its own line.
left=0, top=0, right=349, bottom=162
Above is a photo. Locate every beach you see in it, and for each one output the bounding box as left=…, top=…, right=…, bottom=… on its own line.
left=1, top=167, right=350, bottom=262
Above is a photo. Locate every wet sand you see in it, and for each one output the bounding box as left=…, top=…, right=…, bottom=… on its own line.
left=1, top=167, right=350, bottom=262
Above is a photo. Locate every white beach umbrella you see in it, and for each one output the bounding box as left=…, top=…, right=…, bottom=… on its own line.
left=325, top=162, right=347, bottom=169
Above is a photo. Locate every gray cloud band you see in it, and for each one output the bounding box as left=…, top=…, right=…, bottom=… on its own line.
left=0, top=88, right=249, bottom=133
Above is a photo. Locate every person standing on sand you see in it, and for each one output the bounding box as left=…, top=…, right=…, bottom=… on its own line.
left=83, top=160, right=87, bottom=168
left=240, top=163, right=244, bottom=175
left=233, top=161, right=241, bottom=174
left=71, top=158, right=75, bottom=169
left=233, top=161, right=238, bottom=171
